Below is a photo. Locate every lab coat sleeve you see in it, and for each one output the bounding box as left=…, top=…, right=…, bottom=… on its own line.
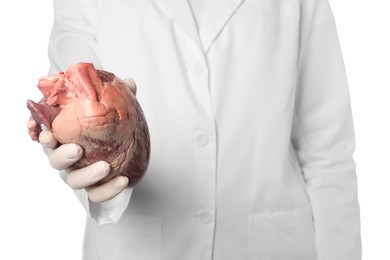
left=47, top=0, right=132, bottom=225
left=291, top=0, right=362, bottom=259
left=48, top=0, right=102, bottom=74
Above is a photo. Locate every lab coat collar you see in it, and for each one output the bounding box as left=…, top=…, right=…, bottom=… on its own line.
left=156, top=0, right=244, bottom=53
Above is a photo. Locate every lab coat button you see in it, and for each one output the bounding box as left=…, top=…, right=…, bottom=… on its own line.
left=199, top=211, right=213, bottom=224
left=196, top=134, right=209, bottom=146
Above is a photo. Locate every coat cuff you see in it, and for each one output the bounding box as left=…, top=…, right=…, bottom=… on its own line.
left=59, top=170, right=133, bottom=225
left=88, top=188, right=133, bottom=225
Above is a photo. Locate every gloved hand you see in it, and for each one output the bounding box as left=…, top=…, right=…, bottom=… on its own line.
left=39, top=130, right=129, bottom=203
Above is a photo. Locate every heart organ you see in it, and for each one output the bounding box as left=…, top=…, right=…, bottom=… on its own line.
left=27, top=63, right=150, bottom=187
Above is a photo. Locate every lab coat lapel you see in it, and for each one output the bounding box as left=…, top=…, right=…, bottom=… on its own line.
left=156, top=0, right=202, bottom=49
left=156, top=0, right=244, bottom=53
left=199, top=0, right=244, bottom=53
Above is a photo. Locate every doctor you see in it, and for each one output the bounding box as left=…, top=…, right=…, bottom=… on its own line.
left=37, top=0, right=361, bottom=259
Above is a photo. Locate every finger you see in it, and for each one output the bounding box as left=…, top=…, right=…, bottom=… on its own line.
left=66, top=161, right=110, bottom=189
left=49, top=143, right=83, bottom=170
left=27, top=116, right=40, bottom=141
left=39, top=130, right=58, bottom=149
left=123, top=78, right=137, bottom=95
left=86, top=176, right=129, bottom=203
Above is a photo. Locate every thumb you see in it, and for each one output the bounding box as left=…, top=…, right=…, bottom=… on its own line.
left=123, top=78, right=137, bottom=96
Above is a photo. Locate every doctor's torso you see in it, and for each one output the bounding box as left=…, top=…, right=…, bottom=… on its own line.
left=78, top=1, right=316, bottom=259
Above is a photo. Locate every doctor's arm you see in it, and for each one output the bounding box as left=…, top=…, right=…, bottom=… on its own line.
left=42, top=0, right=132, bottom=225
left=291, top=0, right=361, bottom=259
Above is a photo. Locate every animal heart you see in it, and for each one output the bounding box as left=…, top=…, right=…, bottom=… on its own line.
left=27, top=62, right=150, bottom=187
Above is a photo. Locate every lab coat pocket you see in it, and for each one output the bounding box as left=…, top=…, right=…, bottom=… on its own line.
left=84, top=215, right=162, bottom=260
left=248, top=204, right=317, bottom=260
left=237, top=0, right=300, bottom=46
left=257, top=0, right=300, bottom=19
left=241, top=0, right=300, bottom=20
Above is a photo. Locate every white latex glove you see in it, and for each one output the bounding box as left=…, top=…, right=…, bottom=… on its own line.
left=39, top=130, right=129, bottom=203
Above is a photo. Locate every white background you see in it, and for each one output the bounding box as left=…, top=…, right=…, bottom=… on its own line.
left=0, top=0, right=388, bottom=259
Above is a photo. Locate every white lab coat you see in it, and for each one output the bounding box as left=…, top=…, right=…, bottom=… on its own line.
left=49, top=0, right=361, bottom=259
